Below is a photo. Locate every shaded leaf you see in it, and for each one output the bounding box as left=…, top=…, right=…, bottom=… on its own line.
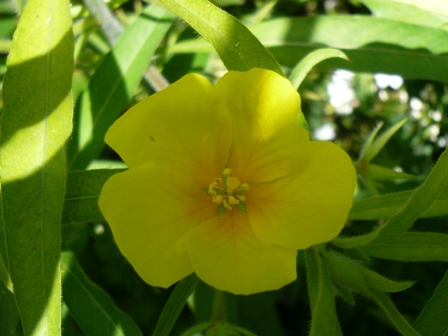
left=0, top=279, right=19, bottom=336
left=367, top=164, right=416, bottom=181
left=349, top=185, right=448, bottom=220
left=152, top=274, right=199, bottom=336
left=333, top=147, right=448, bottom=249
left=68, top=4, right=174, bottom=169
left=61, top=251, right=142, bottom=336
left=62, top=169, right=125, bottom=225
left=363, top=119, right=407, bottom=162
left=413, top=269, right=448, bottom=336
left=361, top=232, right=448, bottom=262
left=367, top=288, right=421, bottom=336
left=305, top=247, right=343, bottom=336
left=324, top=252, right=419, bottom=335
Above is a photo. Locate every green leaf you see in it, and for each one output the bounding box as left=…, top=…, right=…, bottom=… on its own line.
left=391, top=0, right=448, bottom=18
left=367, top=164, right=416, bottom=181
left=324, top=252, right=419, bottom=335
left=361, top=0, right=448, bottom=28
left=325, top=252, right=413, bottom=294
left=333, top=147, right=448, bottom=249
left=361, top=232, right=448, bottom=262
left=372, top=147, right=448, bottom=243
left=60, top=251, right=142, bottom=336
left=180, top=323, right=212, bottom=336
left=349, top=184, right=448, bottom=220
left=305, top=247, right=343, bottom=336
left=357, top=263, right=414, bottom=293
left=288, top=48, right=348, bottom=90
left=367, top=288, right=421, bottom=336
left=0, top=254, right=12, bottom=293
left=169, top=16, right=448, bottom=83
left=62, top=169, right=125, bottom=225
left=68, top=4, right=174, bottom=169
left=158, top=0, right=283, bottom=75
left=0, top=279, right=19, bottom=336
left=152, top=274, right=199, bottom=336
left=0, top=0, right=73, bottom=334
left=358, top=121, right=384, bottom=163
left=413, top=269, right=448, bottom=336
left=363, top=119, right=407, bottom=162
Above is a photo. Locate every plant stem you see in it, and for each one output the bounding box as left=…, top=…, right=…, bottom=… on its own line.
left=211, top=289, right=227, bottom=322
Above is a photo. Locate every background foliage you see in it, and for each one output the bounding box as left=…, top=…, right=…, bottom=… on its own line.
left=0, top=0, right=447, bottom=335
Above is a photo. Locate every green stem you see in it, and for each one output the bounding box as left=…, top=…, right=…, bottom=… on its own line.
left=211, top=289, right=227, bottom=322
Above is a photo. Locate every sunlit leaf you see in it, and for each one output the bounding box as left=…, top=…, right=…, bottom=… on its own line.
left=0, top=0, right=73, bottom=334
left=169, top=16, right=448, bottom=83
left=158, top=0, right=283, bottom=75
left=392, top=0, right=448, bottom=18
left=361, top=0, right=448, bottom=28
left=288, top=48, right=348, bottom=90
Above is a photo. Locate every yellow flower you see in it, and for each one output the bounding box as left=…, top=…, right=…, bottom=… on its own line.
left=98, top=68, right=356, bottom=295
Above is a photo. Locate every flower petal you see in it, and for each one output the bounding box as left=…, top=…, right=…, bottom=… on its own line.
left=105, top=74, right=232, bottom=187
left=246, top=141, right=356, bottom=250
left=98, top=165, right=216, bottom=288
left=216, top=68, right=308, bottom=183
left=178, top=210, right=297, bottom=295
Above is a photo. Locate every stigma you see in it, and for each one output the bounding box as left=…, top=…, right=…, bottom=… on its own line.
left=207, top=168, right=250, bottom=215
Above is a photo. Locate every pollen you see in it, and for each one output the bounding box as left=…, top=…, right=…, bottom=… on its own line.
left=207, top=168, right=250, bottom=214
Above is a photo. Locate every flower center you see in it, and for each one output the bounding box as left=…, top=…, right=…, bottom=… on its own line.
left=207, top=168, right=250, bottom=215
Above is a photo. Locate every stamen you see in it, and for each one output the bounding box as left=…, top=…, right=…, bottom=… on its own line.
left=206, top=168, right=250, bottom=215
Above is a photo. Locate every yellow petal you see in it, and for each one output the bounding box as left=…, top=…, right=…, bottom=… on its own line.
left=178, top=210, right=297, bottom=295
left=216, top=68, right=308, bottom=183
left=98, top=164, right=216, bottom=288
left=246, top=141, right=356, bottom=250
left=105, top=73, right=232, bottom=188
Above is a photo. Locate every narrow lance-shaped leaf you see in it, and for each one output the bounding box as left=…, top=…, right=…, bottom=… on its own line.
left=0, top=0, right=74, bottom=335
left=61, top=251, right=142, bottom=336
left=169, top=16, right=448, bottom=83
left=361, top=232, right=448, bottom=262
left=0, top=279, right=19, bottom=336
left=324, top=251, right=420, bottom=336
left=333, top=147, right=448, bottom=249
left=392, top=0, right=448, bottom=18
left=362, top=118, right=407, bottom=163
left=349, top=185, right=448, bottom=220
left=152, top=274, right=199, bottom=336
left=305, top=247, right=343, bottom=336
left=360, top=0, right=448, bottom=28
left=68, top=4, right=174, bottom=169
left=413, top=268, right=448, bottom=336
left=288, top=48, right=348, bottom=90
left=158, top=0, right=283, bottom=75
